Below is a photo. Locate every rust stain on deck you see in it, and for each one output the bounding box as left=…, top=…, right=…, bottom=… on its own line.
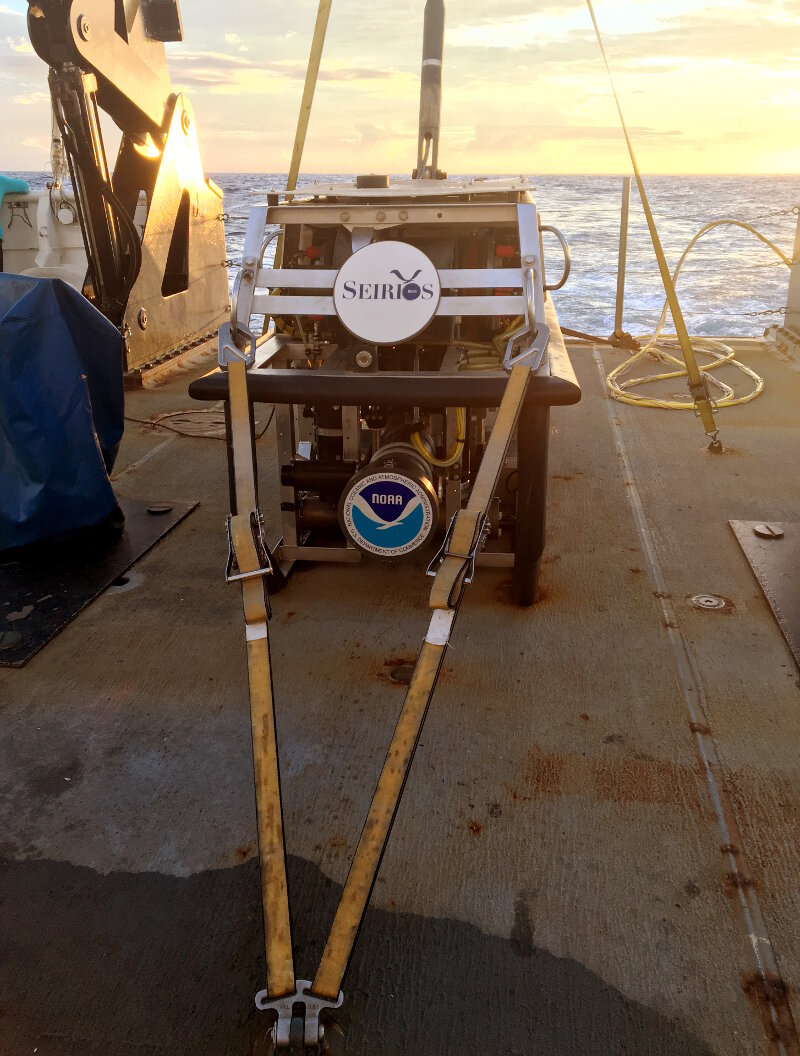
left=725, top=767, right=800, bottom=897
left=741, top=972, right=800, bottom=1056
left=510, top=745, right=707, bottom=818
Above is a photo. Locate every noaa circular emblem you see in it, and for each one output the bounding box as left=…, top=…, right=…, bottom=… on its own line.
left=341, top=472, right=435, bottom=557
left=333, top=241, right=441, bottom=344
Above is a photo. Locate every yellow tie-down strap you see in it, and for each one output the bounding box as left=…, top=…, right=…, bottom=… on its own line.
left=226, top=355, right=534, bottom=1016
left=227, top=359, right=296, bottom=1001
left=429, top=364, right=530, bottom=610
left=311, top=361, right=533, bottom=1001
left=585, top=0, right=720, bottom=446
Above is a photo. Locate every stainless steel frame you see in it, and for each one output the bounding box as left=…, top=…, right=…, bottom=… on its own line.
left=221, top=188, right=554, bottom=569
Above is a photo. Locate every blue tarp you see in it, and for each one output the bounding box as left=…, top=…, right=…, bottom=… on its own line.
left=0, top=274, right=124, bottom=550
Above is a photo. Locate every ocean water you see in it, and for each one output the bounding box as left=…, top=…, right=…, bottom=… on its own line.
left=12, top=171, right=799, bottom=337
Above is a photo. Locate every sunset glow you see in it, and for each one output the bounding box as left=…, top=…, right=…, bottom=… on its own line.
left=0, top=0, right=798, bottom=174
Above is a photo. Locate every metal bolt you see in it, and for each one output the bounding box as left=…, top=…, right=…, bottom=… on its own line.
left=523, top=255, right=535, bottom=265
left=340, top=211, right=350, bottom=222
left=399, top=209, right=408, bottom=220
left=77, top=14, right=91, bottom=40
left=137, top=308, right=147, bottom=330
left=180, top=110, right=191, bottom=134
left=376, top=211, right=386, bottom=222
left=355, top=349, right=373, bottom=369
left=753, top=523, right=784, bottom=539
left=690, top=594, right=732, bottom=612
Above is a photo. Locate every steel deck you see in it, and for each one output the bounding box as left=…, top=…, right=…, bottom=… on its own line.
left=0, top=336, right=798, bottom=1056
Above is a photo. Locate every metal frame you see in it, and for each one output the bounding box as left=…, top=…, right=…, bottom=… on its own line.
left=216, top=196, right=555, bottom=571
left=228, top=200, right=547, bottom=352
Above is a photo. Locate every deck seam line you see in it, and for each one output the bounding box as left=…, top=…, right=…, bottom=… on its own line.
left=111, top=435, right=178, bottom=481
left=592, top=348, right=799, bottom=1056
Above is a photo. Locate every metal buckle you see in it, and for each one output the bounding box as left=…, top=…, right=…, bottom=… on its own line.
left=219, top=320, right=257, bottom=368
left=687, top=373, right=712, bottom=404
left=225, top=511, right=273, bottom=583
left=255, top=980, right=344, bottom=1050
left=426, top=512, right=489, bottom=587
left=503, top=321, right=550, bottom=372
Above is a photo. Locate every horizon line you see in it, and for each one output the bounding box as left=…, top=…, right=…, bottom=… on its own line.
left=3, top=168, right=798, bottom=179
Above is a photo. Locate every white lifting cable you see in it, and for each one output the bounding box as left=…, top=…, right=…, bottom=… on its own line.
left=607, top=219, right=793, bottom=410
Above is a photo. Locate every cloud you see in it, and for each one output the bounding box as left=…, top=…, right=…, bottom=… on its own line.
left=469, top=121, right=683, bottom=153
left=169, top=49, right=397, bottom=93
left=3, top=33, right=33, bottom=53
left=11, top=89, right=49, bottom=105
left=224, top=32, right=248, bottom=53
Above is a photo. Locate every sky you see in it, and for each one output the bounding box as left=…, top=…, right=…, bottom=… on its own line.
left=0, top=0, right=798, bottom=175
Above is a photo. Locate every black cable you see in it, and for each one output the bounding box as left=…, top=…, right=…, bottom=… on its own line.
left=124, top=406, right=276, bottom=441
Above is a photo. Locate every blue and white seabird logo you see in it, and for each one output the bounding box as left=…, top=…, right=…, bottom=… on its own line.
left=343, top=472, right=434, bottom=556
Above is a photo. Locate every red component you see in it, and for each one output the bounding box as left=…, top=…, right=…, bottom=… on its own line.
left=308, top=315, right=324, bottom=321
left=495, top=244, right=515, bottom=259
left=305, top=245, right=323, bottom=260
left=494, top=288, right=511, bottom=296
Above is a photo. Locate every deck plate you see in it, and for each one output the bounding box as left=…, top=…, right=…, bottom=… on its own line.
left=0, top=496, right=197, bottom=667
left=730, top=519, right=800, bottom=667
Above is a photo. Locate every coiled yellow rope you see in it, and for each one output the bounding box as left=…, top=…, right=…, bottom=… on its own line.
left=607, top=220, right=791, bottom=410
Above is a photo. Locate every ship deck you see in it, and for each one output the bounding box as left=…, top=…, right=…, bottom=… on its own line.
left=1, top=333, right=799, bottom=1056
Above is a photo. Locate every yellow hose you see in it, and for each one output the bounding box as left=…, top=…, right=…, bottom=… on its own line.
left=411, top=407, right=466, bottom=468
left=607, top=219, right=790, bottom=410
left=411, top=316, right=525, bottom=466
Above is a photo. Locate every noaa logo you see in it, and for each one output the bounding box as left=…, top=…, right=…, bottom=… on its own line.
left=333, top=241, right=441, bottom=344
left=342, top=472, right=434, bottom=557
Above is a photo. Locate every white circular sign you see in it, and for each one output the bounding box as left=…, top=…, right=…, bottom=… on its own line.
left=333, top=241, right=441, bottom=344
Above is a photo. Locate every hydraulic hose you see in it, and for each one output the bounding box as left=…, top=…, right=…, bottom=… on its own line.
left=411, top=406, right=465, bottom=468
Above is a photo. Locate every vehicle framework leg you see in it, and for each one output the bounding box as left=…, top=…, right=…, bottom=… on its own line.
left=513, top=403, right=550, bottom=606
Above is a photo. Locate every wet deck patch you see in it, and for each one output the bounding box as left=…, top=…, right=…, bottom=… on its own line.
left=0, top=853, right=716, bottom=1055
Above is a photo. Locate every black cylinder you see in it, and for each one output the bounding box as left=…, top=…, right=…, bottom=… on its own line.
left=299, top=498, right=341, bottom=533
left=415, top=0, right=445, bottom=178
left=281, top=461, right=357, bottom=491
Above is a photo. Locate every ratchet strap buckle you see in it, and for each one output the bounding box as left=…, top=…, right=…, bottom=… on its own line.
left=255, top=981, right=344, bottom=1051
left=225, top=510, right=273, bottom=584
left=687, top=373, right=712, bottom=404
left=427, top=511, right=489, bottom=589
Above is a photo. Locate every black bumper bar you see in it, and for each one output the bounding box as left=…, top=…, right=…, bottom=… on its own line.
left=189, top=368, right=581, bottom=409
